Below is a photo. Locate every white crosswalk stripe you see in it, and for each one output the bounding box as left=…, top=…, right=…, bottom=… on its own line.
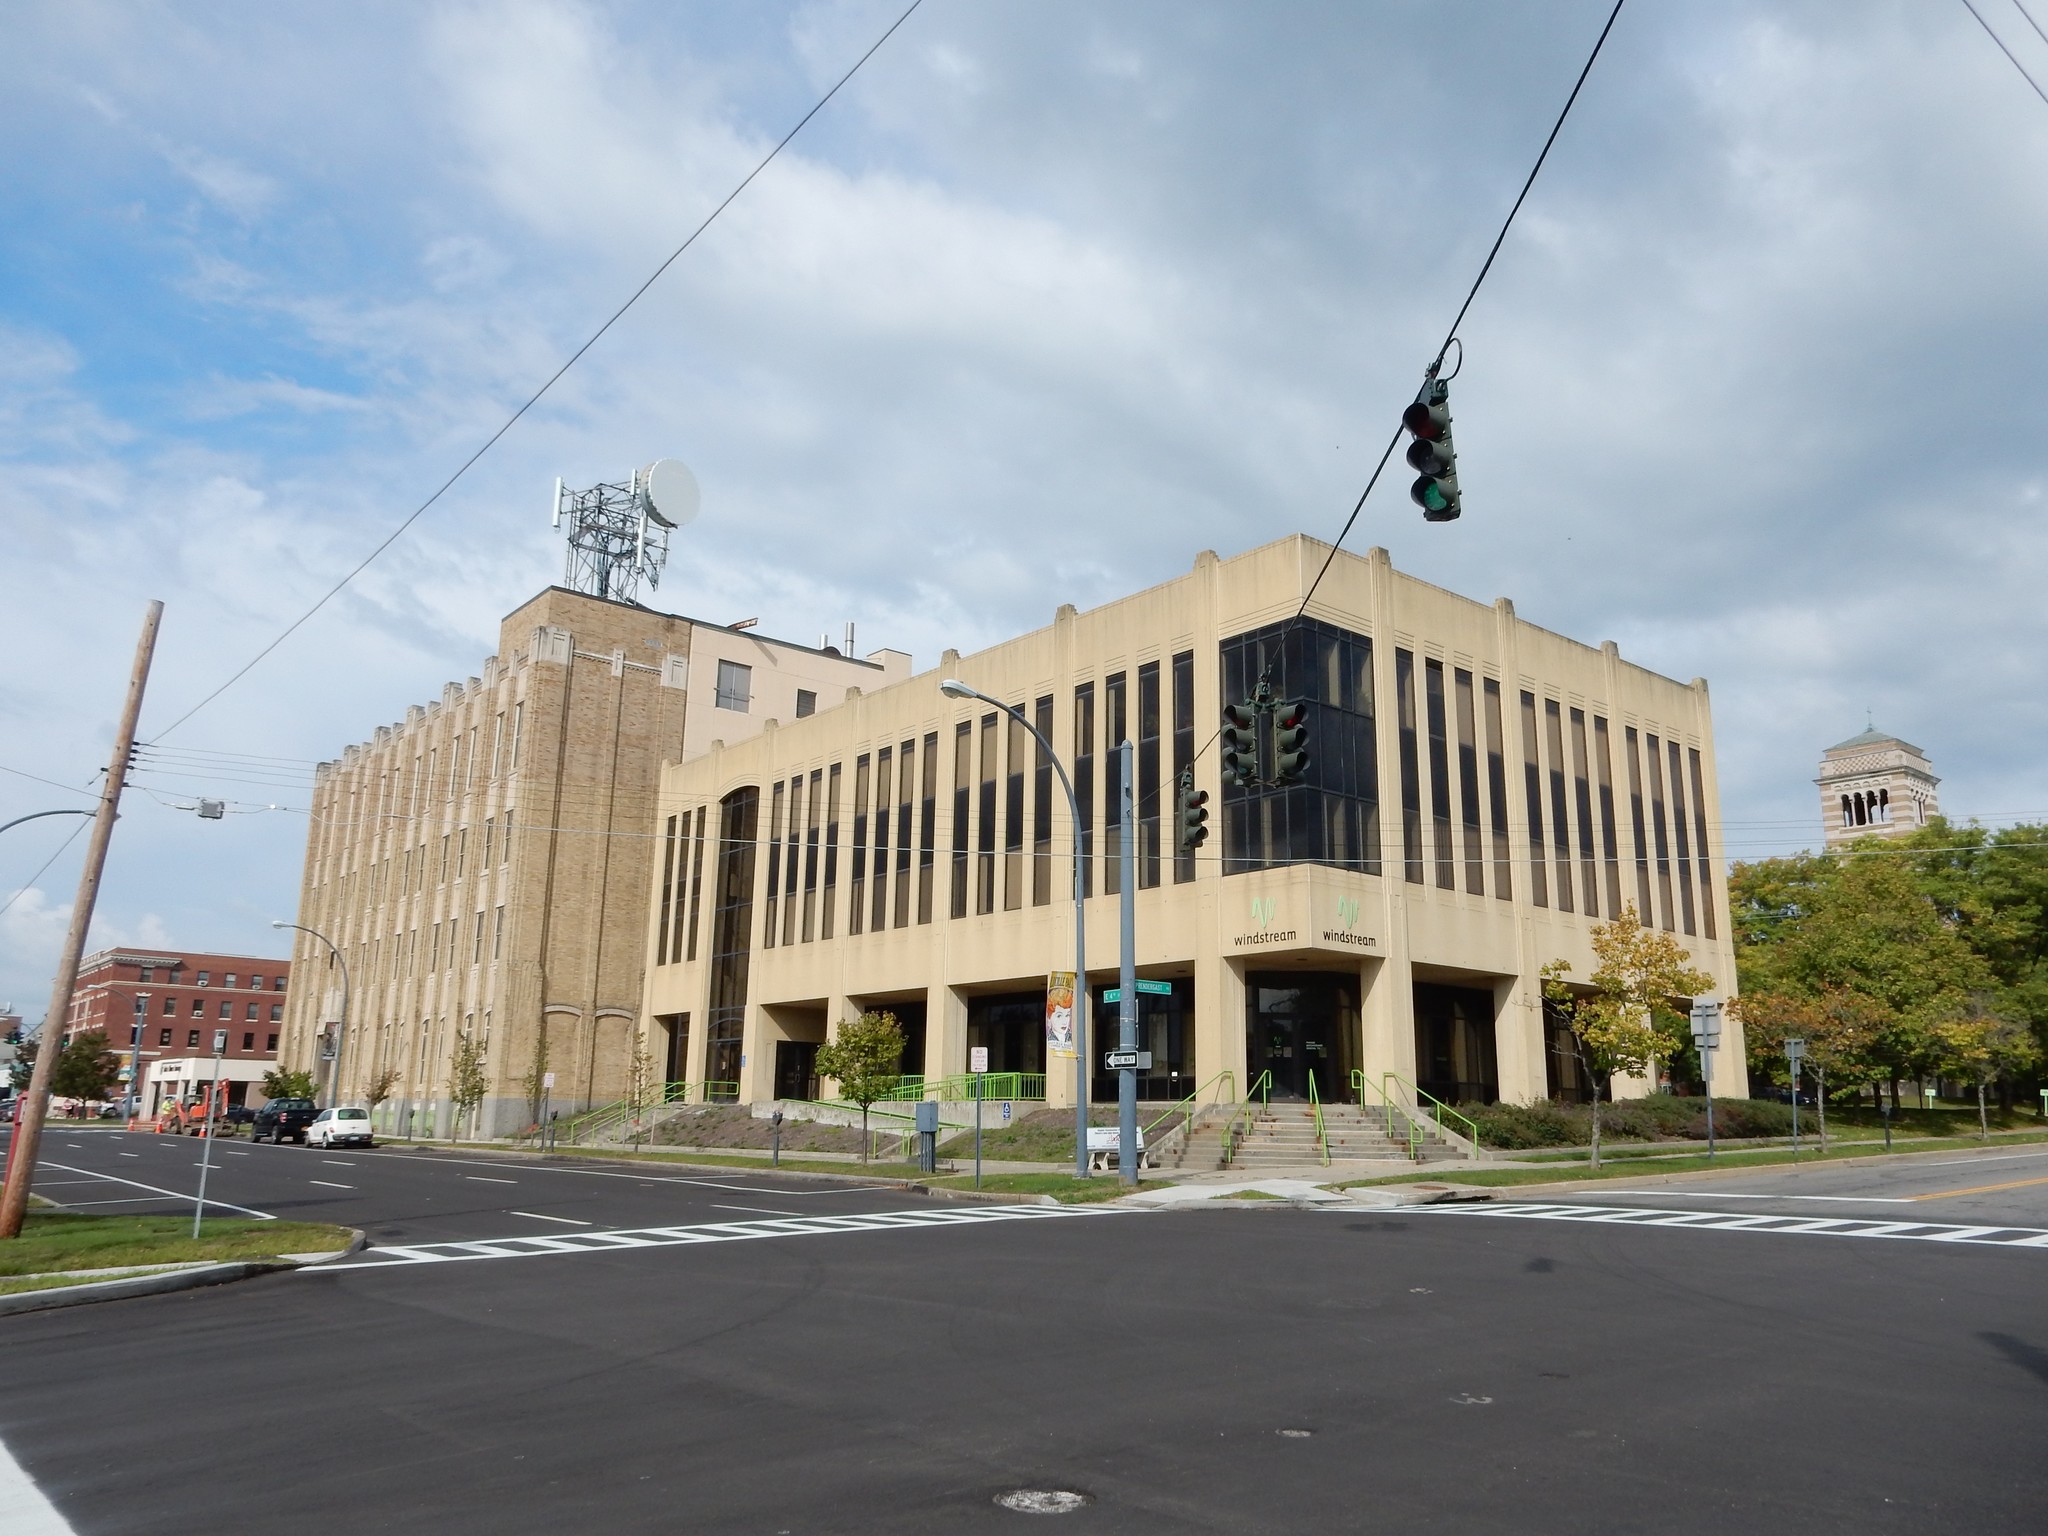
left=317, top=1203, right=1111, bottom=1270
left=1410, top=1201, right=2048, bottom=1250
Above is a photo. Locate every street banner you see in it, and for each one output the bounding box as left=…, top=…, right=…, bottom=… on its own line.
left=1045, top=971, right=1076, bottom=1059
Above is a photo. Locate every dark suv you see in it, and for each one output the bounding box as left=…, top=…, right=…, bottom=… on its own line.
left=251, top=1098, right=319, bottom=1144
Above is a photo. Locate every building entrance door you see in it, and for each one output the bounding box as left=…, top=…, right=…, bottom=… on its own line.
left=773, top=1040, right=819, bottom=1102
left=1245, top=972, right=1359, bottom=1101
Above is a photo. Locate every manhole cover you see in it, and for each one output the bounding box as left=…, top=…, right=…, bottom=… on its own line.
left=995, top=1489, right=1092, bottom=1514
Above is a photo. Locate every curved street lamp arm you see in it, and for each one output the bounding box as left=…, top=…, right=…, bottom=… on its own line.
left=0, top=808, right=97, bottom=837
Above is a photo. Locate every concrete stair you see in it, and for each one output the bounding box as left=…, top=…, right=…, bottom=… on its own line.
left=1182, top=1101, right=1468, bottom=1170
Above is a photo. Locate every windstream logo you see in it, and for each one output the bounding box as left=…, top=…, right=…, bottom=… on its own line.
left=1233, top=897, right=1296, bottom=948
left=1322, top=894, right=1376, bottom=949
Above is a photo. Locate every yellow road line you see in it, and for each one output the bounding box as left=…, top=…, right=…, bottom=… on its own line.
left=1912, top=1174, right=2048, bottom=1202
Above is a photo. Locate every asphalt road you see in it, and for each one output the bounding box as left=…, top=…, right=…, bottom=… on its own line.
left=3, top=1138, right=2047, bottom=1534
left=3, top=1126, right=920, bottom=1241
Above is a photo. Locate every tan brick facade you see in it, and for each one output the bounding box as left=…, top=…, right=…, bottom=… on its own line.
left=281, top=587, right=901, bottom=1136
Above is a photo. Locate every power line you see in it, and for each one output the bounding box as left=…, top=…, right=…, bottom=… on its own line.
left=1293, top=0, right=1628, bottom=625
left=150, top=0, right=927, bottom=744
left=0, top=763, right=96, bottom=799
left=2017, top=0, right=2048, bottom=48
left=1962, top=0, right=2048, bottom=105
left=0, top=816, right=90, bottom=920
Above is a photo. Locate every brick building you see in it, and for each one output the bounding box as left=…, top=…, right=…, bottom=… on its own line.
left=280, top=585, right=906, bottom=1136
left=65, top=948, right=291, bottom=1115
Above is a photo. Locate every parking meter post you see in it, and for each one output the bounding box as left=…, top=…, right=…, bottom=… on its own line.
left=1784, top=1038, right=1805, bottom=1159
left=1882, top=1098, right=1892, bottom=1151
left=771, top=1109, right=784, bottom=1168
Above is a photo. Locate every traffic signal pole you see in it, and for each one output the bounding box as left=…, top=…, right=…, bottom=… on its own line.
left=1117, top=742, right=1139, bottom=1187
left=0, top=601, right=164, bottom=1240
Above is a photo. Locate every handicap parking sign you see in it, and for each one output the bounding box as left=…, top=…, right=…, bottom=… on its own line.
left=1001, top=1102, right=1012, bottom=1123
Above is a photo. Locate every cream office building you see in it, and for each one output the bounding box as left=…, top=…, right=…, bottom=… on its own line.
left=638, top=536, right=1743, bottom=1114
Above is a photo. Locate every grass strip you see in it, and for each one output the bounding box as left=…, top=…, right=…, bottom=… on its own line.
left=0, top=1214, right=353, bottom=1279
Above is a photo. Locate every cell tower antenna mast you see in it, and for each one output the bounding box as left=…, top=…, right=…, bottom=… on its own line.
left=552, top=459, right=700, bottom=605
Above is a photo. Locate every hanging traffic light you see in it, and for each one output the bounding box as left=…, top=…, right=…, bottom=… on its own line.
left=1175, top=768, right=1210, bottom=852
left=1272, top=701, right=1310, bottom=783
left=1402, top=379, right=1461, bottom=523
left=1220, top=702, right=1259, bottom=787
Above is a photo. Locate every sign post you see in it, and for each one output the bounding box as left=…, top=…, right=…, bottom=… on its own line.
left=1784, top=1038, right=1806, bottom=1158
left=1689, top=999, right=1722, bottom=1160
left=192, top=1029, right=227, bottom=1239
left=1117, top=741, right=1139, bottom=1186
left=970, top=1045, right=988, bottom=1189
left=540, top=1070, right=555, bottom=1148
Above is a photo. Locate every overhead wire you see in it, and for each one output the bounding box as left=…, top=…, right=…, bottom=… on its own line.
left=149, top=0, right=927, bottom=744
left=0, top=763, right=97, bottom=799
left=1961, top=0, right=2048, bottom=105
left=0, top=817, right=91, bottom=920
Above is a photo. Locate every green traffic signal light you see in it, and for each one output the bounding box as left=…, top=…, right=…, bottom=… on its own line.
left=1176, top=768, right=1209, bottom=851
left=1403, top=380, right=1461, bottom=523
left=1220, top=702, right=1259, bottom=786
left=1272, top=701, right=1310, bottom=783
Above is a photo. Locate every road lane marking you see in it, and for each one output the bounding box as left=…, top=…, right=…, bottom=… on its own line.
left=1913, top=1150, right=2048, bottom=1169
left=225, top=1150, right=249, bottom=1157
left=322, top=1160, right=357, bottom=1167
left=1597, top=1190, right=1915, bottom=1205
left=361, top=1148, right=879, bottom=1195
left=712, top=1203, right=805, bottom=1217
left=509, top=1211, right=593, bottom=1226
left=34, top=1160, right=273, bottom=1219
left=119, top=1152, right=141, bottom=1158
left=466, top=1176, right=517, bottom=1184
left=318, top=1204, right=1117, bottom=1270
left=0, top=1432, right=78, bottom=1535
left=309, top=1180, right=355, bottom=1189
left=1414, top=1201, right=2048, bottom=1251
left=1911, top=1174, right=2048, bottom=1202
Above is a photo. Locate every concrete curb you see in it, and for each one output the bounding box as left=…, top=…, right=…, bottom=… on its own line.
left=387, top=1142, right=911, bottom=1189
left=0, top=1229, right=367, bottom=1318
left=903, top=1183, right=1060, bottom=1208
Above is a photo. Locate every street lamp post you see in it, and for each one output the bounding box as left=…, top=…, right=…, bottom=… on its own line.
left=940, top=680, right=1092, bottom=1179
left=0, top=809, right=96, bottom=838
left=273, top=921, right=350, bottom=1109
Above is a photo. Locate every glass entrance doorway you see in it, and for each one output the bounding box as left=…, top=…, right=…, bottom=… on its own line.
left=1413, top=984, right=1499, bottom=1104
left=1245, top=972, right=1359, bottom=1101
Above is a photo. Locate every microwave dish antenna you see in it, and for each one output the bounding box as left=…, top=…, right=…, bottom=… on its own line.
left=639, top=458, right=700, bottom=531
left=552, top=458, right=699, bottom=605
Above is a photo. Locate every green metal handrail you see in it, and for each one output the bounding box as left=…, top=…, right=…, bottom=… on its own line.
left=1353, top=1069, right=1421, bottom=1160
left=1307, top=1072, right=1330, bottom=1168
left=1381, top=1070, right=1481, bottom=1159
left=1141, top=1070, right=1238, bottom=1146
left=562, top=1080, right=738, bottom=1145
left=1220, top=1070, right=1272, bottom=1166
left=873, top=1071, right=1048, bottom=1103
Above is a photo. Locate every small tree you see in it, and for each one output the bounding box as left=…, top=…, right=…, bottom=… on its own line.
left=365, top=1066, right=401, bottom=1116
left=813, top=1011, right=905, bottom=1159
left=51, top=1032, right=121, bottom=1111
left=450, top=1031, right=489, bottom=1140
left=262, top=1067, right=318, bottom=1101
left=623, top=1035, right=657, bottom=1145
left=9, top=1040, right=37, bottom=1094
left=1937, top=1005, right=2040, bottom=1141
left=1544, top=906, right=1714, bottom=1168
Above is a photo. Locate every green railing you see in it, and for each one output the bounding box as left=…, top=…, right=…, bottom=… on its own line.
left=1141, top=1070, right=1238, bottom=1153
left=1220, top=1070, right=1272, bottom=1167
left=1307, top=1072, right=1331, bottom=1167
left=1368, top=1070, right=1481, bottom=1160
left=1353, top=1069, right=1419, bottom=1159
left=561, top=1080, right=738, bottom=1145
left=873, top=1072, right=1047, bottom=1103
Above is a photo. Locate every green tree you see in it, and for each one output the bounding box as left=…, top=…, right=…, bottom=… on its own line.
left=1729, top=850, right=1993, bottom=1110
left=1544, top=905, right=1714, bottom=1168
left=450, top=1031, right=489, bottom=1139
left=8, top=1040, right=36, bottom=1094
left=51, top=1032, right=121, bottom=1109
left=261, top=1067, right=317, bottom=1101
left=1936, top=1005, right=2040, bottom=1141
left=813, top=1010, right=905, bottom=1159
left=365, top=1066, right=401, bottom=1115
left=1733, top=988, right=1889, bottom=1144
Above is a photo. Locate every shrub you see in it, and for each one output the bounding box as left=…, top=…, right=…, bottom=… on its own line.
left=1469, top=1096, right=1803, bottom=1149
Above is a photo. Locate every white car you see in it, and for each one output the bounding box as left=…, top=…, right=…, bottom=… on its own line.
left=306, top=1106, right=374, bottom=1148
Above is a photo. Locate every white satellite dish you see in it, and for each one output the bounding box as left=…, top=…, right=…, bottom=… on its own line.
left=639, top=458, right=700, bottom=531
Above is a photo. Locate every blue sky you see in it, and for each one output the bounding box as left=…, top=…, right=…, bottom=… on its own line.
left=4, top=0, right=2047, bottom=1020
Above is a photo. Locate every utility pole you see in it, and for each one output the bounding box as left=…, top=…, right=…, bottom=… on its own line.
left=1117, top=741, right=1138, bottom=1187
left=1, top=601, right=163, bottom=1239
